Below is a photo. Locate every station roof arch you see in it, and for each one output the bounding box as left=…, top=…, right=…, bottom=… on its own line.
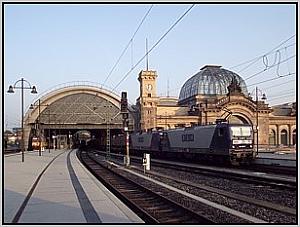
left=24, top=82, right=135, bottom=129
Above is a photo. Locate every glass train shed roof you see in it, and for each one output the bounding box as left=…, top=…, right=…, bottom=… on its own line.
left=179, top=65, right=248, bottom=102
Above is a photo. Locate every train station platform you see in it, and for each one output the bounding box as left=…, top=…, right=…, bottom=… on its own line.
left=254, top=151, right=296, bottom=167
left=4, top=149, right=143, bottom=224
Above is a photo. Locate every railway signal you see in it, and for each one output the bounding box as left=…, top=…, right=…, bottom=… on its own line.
left=121, top=91, right=130, bottom=166
left=121, top=91, right=128, bottom=119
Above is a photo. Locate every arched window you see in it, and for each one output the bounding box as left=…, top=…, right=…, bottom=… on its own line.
left=292, top=129, right=296, bottom=145
left=228, top=115, right=249, bottom=124
left=280, top=129, right=288, bottom=146
left=269, top=129, right=276, bottom=145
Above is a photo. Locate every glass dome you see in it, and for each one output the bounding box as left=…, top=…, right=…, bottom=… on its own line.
left=179, top=65, right=248, bottom=102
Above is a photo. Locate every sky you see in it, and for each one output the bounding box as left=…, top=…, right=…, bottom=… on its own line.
left=3, top=3, right=297, bottom=130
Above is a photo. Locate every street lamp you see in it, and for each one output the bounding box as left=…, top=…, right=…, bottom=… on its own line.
left=30, top=99, right=51, bottom=155
left=7, top=78, right=37, bottom=162
left=249, top=87, right=267, bottom=155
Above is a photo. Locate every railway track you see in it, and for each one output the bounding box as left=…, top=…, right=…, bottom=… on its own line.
left=77, top=149, right=214, bottom=224
left=88, top=150, right=296, bottom=223
left=4, top=150, right=34, bottom=157
left=152, top=160, right=296, bottom=190
left=94, top=150, right=296, bottom=190
left=243, top=163, right=296, bottom=176
left=4, top=148, right=21, bottom=155
left=125, top=162, right=296, bottom=218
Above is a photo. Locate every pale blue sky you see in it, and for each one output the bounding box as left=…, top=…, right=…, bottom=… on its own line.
left=4, top=3, right=296, bottom=129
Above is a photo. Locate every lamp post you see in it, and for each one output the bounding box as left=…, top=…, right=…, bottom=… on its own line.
left=7, top=78, right=37, bottom=162
left=30, top=99, right=51, bottom=154
left=250, top=87, right=267, bottom=155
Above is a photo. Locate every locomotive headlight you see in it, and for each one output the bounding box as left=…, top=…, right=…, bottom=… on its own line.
left=232, top=145, right=235, bottom=148
left=250, top=145, right=253, bottom=148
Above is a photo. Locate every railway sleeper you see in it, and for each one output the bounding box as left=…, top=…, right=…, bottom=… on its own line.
left=129, top=197, right=158, bottom=203
left=143, top=204, right=171, bottom=211
left=158, top=215, right=198, bottom=223
left=147, top=207, right=175, bottom=214
left=118, top=189, right=140, bottom=193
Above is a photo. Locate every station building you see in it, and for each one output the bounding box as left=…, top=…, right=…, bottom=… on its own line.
left=23, top=65, right=296, bottom=152
left=135, top=65, right=296, bottom=150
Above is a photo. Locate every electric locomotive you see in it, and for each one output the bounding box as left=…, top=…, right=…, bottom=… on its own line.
left=130, top=121, right=255, bottom=165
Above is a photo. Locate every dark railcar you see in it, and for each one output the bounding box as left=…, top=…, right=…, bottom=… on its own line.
left=130, top=122, right=254, bottom=164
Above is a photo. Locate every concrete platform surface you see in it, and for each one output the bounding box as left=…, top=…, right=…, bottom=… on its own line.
left=4, top=149, right=143, bottom=224
left=255, top=151, right=296, bottom=167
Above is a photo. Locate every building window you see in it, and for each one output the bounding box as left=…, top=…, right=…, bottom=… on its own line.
left=269, top=129, right=276, bottom=145
left=292, top=129, right=296, bottom=145
left=148, top=93, right=151, bottom=97
left=280, top=129, right=288, bottom=146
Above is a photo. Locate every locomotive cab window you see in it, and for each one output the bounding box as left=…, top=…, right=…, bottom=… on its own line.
left=218, top=128, right=225, bottom=136
left=230, top=126, right=252, bottom=137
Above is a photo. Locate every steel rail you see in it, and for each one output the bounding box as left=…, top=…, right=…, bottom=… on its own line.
left=77, top=149, right=214, bottom=224
left=92, top=149, right=296, bottom=189
left=126, top=163, right=296, bottom=216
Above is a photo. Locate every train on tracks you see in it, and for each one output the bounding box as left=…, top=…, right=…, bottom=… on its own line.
left=31, top=136, right=48, bottom=151
left=87, top=120, right=255, bottom=165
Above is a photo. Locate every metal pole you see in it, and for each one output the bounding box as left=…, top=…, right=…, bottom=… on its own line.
left=58, top=122, right=61, bottom=150
left=38, top=99, right=41, bottom=156
left=165, top=112, right=167, bottom=129
left=256, top=86, right=259, bottom=156
left=54, top=130, right=56, bottom=150
left=205, top=100, right=208, bottom=125
left=48, top=110, right=51, bottom=153
left=21, top=78, right=24, bottom=162
left=106, top=106, right=110, bottom=160
left=126, top=130, right=129, bottom=166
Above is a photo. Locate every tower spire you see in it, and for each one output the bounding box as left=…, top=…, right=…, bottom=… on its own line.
left=146, top=38, right=149, bottom=71
left=167, top=78, right=170, bottom=97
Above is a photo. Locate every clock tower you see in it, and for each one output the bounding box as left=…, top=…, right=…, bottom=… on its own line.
left=137, top=70, right=158, bottom=131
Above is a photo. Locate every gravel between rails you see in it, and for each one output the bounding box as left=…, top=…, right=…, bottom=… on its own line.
left=113, top=160, right=296, bottom=223
left=150, top=164, right=296, bottom=209
left=109, top=165, right=250, bottom=224
left=147, top=173, right=296, bottom=223
left=91, top=153, right=296, bottom=223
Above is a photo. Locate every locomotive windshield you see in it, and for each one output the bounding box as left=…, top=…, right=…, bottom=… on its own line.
left=230, top=126, right=252, bottom=137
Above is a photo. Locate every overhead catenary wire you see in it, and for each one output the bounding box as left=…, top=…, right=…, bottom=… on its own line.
left=267, top=92, right=295, bottom=102
left=263, top=79, right=294, bottom=91
left=267, top=88, right=295, bottom=96
left=112, top=4, right=195, bottom=92
left=102, top=4, right=154, bottom=86
left=229, top=34, right=295, bottom=72
left=244, top=54, right=295, bottom=81
left=236, top=43, right=294, bottom=73
left=158, top=46, right=295, bottom=97
left=229, top=41, right=295, bottom=71
left=158, top=71, right=295, bottom=97
left=247, top=72, right=295, bottom=88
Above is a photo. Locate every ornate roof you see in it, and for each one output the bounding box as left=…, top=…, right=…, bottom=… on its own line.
left=179, top=65, right=248, bottom=102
